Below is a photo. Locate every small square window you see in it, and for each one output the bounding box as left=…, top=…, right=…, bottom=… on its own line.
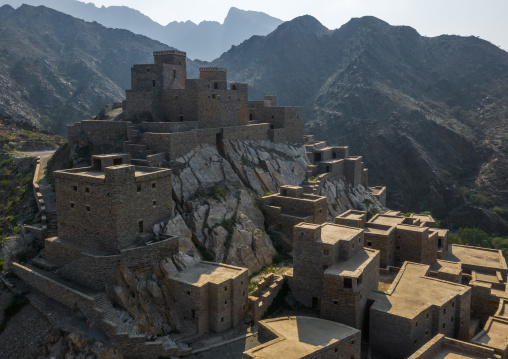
left=86, top=206, right=91, bottom=212
left=241, top=281, right=243, bottom=285
left=323, top=265, right=328, bottom=270
left=442, top=323, right=445, bottom=329
left=225, top=300, right=228, bottom=304
left=351, top=340, right=355, bottom=345
left=85, top=187, right=90, bottom=193
left=152, top=182, right=156, bottom=188
left=452, top=302, right=455, bottom=307
left=396, top=246, right=400, bottom=250
left=335, top=348, right=338, bottom=353
left=221, top=317, right=224, bottom=322
left=72, top=185, right=77, bottom=191
left=187, top=291, right=190, bottom=295
left=333, top=300, right=338, bottom=305
left=367, top=241, right=372, bottom=246
left=426, top=330, right=428, bottom=335
left=153, top=201, right=157, bottom=206
left=324, top=249, right=329, bottom=255
left=224, top=286, right=227, bottom=291
left=70, top=202, right=74, bottom=208
left=443, top=308, right=446, bottom=314
left=137, top=184, right=141, bottom=192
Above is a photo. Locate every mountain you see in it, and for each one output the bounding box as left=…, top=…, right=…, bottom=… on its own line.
left=0, top=1, right=283, bottom=60
left=211, top=15, right=508, bottom=232
left=0, top=4, right=173, bottom=134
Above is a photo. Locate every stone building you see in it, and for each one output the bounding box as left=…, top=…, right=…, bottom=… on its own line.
left=54, top=154, right=172, bottom=253
left=369, top=262, right=472, bottom=358
left=365, top=211, right=448, bottom=267
left=290, top=222, right=380, bottom=330
left=242, top=316, right=361, bottom=359
left=262, top=185, right=327, bottom=248
left=471, top=298, right=508, bottom=358
left=68, top=50, right=304, bottom=164
left=408, top=334, right=502, bottom=359
left=167, top=261, right=249, bottom=336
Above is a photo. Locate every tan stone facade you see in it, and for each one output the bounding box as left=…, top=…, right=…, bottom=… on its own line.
left=291, top=222, right=380, bottom=330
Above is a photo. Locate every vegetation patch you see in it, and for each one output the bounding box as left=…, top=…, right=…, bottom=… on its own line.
left=449, top=227, right=508, bottom=262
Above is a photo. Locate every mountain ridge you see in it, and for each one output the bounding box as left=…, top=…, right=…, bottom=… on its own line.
left=0, top=0, right=283, bottom=60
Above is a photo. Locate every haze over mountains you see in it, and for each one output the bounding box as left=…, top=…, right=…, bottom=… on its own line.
left=1, top=4, right=508, bottom=232
left=0, top=0, right=283, bottom=60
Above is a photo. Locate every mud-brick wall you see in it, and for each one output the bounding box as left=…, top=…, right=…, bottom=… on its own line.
left=141, top=121, right=198, bottom=133
left=166, top=278, right=206, bottom=336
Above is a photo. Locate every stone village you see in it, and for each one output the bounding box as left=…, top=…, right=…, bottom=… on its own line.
left=10, top=50, right=508, bottom=358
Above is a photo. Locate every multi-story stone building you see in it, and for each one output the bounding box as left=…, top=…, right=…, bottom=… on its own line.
left=369, top=262, right=472, bottom=358
left=409, top=334, right=502, bottom=359
left=290, top=222, right=380, bottom=329
left=68, top=50, right=304, bottom=164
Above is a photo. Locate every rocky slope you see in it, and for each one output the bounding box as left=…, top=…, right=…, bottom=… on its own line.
left=211, top=15, right=508, bottom=232
left=0, top=4, right=173, bottom=134
left=1, top=1, right=282, bottom=61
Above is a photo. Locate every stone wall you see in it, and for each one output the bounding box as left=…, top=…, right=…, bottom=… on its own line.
left=249, top=274, right=285, bottom=322
left=46, top=237, right=179, bottom=290
left=68, top=120, right=130, bottom=152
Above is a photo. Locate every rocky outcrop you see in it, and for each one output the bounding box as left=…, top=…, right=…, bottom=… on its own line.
left=169, top=139, right=385, bottom=273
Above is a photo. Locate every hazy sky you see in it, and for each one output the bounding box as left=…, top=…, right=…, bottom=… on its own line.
left=79, top=0, right=508, bottom=50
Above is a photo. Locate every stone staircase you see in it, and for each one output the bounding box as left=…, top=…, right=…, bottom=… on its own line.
left=122, top=126, right=166, bottom=167
left=45, top=210, right=58, bottom=236
left=92, top=292, right=181, bottom=357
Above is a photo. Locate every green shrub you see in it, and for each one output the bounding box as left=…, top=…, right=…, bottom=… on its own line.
left=469, top=193, right=490, bottom=207
left=493, top=206, right=508, bottom=219
left=0, top=257, right=4, bottom=271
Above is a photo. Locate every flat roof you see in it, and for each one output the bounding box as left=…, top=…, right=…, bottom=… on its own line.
left=325, top=248, right=378, bottom=278
left=444, top=245, right=507, bottom=270
left=171, top=262, right=246, bottom=287
left=409, top=335, right=499, bottom=359
left=472, top=317, right=508, bottom=351
left=339, top=211, right=366, bottom=220
left=497, top=299, right=508, bottom=319
left=371, top=262, right=470, bottom=318
left=320, top=223, right=362, bottom=245
left=243, top=316, right=359, bottom=359
left=396, top=224, right=428, bottom=233
left=369, top=214, right=405, bottom=227
left=430, top=260, right=463, bottom=275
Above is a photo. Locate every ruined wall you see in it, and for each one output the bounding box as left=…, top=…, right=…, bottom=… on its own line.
left=249, top=275, right=285, bottom=322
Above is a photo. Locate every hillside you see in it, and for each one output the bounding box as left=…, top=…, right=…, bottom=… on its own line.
left=0, top=1, right=283, bottom=60
left=0, top=4, right=172, bottom=134
left=212, top=15, right=508, bottom=233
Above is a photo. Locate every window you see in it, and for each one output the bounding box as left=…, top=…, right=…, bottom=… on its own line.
left=425, top=330, right=428, bottom=335
left=221, top=317, right=224, bottom=322
left=442, top=323, right=445, bottom=329
left=153, top=201, right=157, bottom=206
left=85, top=187, right=90, bottom=193
left=335, top=348, right=338, bottom=353
left=173, top=69, right=176, bottom=78
left=139, top=221, right=143, bottom=233
left=147, top=67, right=150, bottom=72
left=179, top=115, right=184, bottom=121
left=152, top=80, right=156, bottom=87
left=324, top=249, right=329, bottom=255
left=344, top=278, right=353, bottom=289
left=225, top=300, right=228, bottom=304
left=137, top=184, right=141, bottom=192
left=452, top=302, right=455, bottom=307
left=351, top=340, right=355, bottom=345
left=334, top=300, right=338, bottom=305
left=396, top=246, right=400, bottom=250
left=271, top=115, right=274, bottom=119
left=415, top=322, right=418, bottom=327
left=152, top=182, right=156, bottom=188
left=113, top=158, right=122, bottom=166
left=86, top=205, right=90, bottom=212
left=224, top=286, right=227, bottom=291
left=367, top=241, right=372, bottom=246
left=70, top=202, right=74, bottom=208
left=232, top=85, right=236, bottom=90
left=241, top=281, right=243, bottom=285
left=72, top=185, right=77, bottom=191
left=187, top=291, right=190, bottom=295
left=451, top=317, right=454, bottom=322
left=191, top=309, right=195, bottom=318
left=323, top=265, right=328, bottom=270
left=414, top=339, right=417, bottom=344
left=214, top=82, right=218, bottom=89
left=443, top=308, right=446, bottom=314
left=175, top=96, right=178, bottom=100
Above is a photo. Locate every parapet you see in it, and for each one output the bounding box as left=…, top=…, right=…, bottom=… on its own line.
left=335, top=210, right=367, bottom=228
left=153, top=50, right=186, bottom=64
left=199, top=67, right=227, bottom=82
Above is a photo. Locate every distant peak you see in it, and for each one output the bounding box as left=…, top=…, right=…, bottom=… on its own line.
left=278, top=15, right=328, bottom=33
